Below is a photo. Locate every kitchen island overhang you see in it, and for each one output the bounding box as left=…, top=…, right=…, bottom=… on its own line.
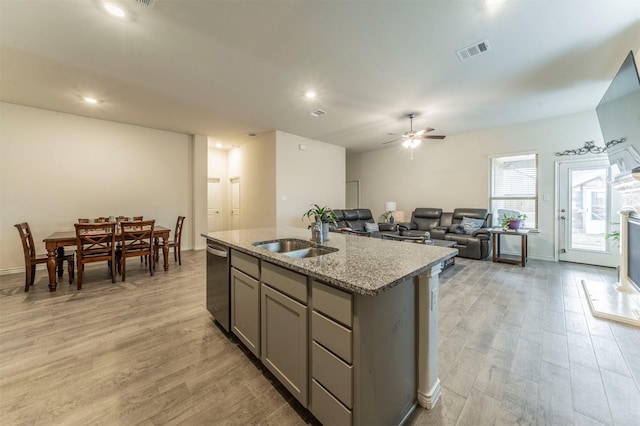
left=202, top=227, right=457, bottom=425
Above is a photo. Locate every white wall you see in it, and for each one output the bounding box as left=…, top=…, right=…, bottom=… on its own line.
left=230, top=132, right=277, bottom=229
left=347, top=110, right=611, bottom=261
left=275, top=131, right=346, bottom=229
left=192, top=135, right=208, bottom=250
left=0, top=102, right=192, bottom=273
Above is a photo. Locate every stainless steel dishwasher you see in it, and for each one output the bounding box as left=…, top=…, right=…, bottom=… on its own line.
left=206, top=241, right=230, bottom=332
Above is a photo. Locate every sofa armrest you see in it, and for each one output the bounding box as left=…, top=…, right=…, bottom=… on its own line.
left=398, top=222, right=417, bottom=231
left=471, top=228, right=491, bottom=239
left=347, top=230, right=371, bottom=237
left=430, top=228, right=447, bottom=240
left=379, top=223, right=398, bottom=232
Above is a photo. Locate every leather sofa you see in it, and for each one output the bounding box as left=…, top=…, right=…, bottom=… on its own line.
left=400, top=208, right=493, bottom=260
left=330, top=208, right=398, bottom=238
left=397, top=208, right=443, bottom=237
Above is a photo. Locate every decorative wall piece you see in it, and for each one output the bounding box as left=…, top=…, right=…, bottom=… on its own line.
left=555, top=138, right=626, bottom=156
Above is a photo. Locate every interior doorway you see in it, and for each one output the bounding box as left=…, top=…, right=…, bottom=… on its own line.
left=346, top=180, right=359, bottom=209
left=557, top=158, right=619, bottom=267
left=207, top=178, right=222, bottom=232
left=230, top=177, right=240, bottom=230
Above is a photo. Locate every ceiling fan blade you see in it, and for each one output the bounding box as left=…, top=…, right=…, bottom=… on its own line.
left=382, top=138, right=401, bottom=145
left=424, top=135, right=446, bottom=140
left=414, top=127, right=435, bottom=137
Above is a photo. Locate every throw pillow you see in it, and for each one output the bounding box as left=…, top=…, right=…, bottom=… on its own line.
left=365, top=222, right=380, bottom=232
left=460, top=216, right=486, bottom=235
left=449, top=224, right=465, bottom=234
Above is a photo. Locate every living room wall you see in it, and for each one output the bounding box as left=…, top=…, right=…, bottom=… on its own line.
left=0, top=102, right=192, bottom=273
left=346, top=109, right=615, bottom=261
left=275, top=130, right=346, bottom=229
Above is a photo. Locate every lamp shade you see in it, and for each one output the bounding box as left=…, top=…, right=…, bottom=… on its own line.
left=385, top=202, right=397, bottom=212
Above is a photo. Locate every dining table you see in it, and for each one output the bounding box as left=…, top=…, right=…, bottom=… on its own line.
left=42, top=225, right=171, bottom=292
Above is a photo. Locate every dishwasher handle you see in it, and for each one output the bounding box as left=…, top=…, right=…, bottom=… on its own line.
left=207, top=244, right=228, bottom=257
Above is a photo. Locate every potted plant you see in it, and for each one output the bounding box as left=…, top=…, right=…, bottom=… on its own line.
left=302, top=204, right=338, bottom=240
left=500, top=213, right=527, bottom=230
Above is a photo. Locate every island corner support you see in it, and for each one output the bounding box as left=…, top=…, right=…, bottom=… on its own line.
left=417, top=263, right=441, bottom=410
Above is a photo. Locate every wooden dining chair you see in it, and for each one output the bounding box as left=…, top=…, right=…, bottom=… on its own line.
left=74, top=222, right=116, bottom=289
left=14, top=222, right=74, bottom=292
left=155, top=216, right=186, bottom=265
left=77, top=217, right=108, bottom=223
left=118, top=220, right=155, bottom=281
left=113, top=216, right=145, bottom=265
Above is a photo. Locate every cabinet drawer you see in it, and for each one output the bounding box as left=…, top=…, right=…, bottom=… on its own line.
left=311, top=379, right=351, bottom=426
left=231, top=268, right=260, bottom=357
left=312, top=311, right=352, bottom=363
left=230, top=249, right=260, bottom=279
left=312, top=280, right=352, bottom=327
left=262, top=262, right=307, bottom=304
left=312, top=341, right=352, bottom=408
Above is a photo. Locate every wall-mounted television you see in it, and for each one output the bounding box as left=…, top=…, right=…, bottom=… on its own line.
left=596, top=51, right=640, bottom=178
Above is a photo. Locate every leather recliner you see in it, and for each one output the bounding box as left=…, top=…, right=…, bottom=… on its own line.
left=330, top=208, right=398, bottom=238
left=398, top=208, right=443, bottom=237
left=430, top=208, right=493, bottom=260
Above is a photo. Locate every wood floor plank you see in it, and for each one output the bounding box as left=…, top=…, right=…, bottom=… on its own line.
left=2, top=254, right=639, bottom=426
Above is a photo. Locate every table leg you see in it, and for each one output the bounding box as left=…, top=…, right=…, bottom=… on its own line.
left=56, top=247, right=65, bottom=277
left=46, top=247, right=58, bottom=292
left=162, top=237, right=169, bottom=271
left=492, top=233, right=497, bottom=262
left=521, top=234, right=528, bottom=267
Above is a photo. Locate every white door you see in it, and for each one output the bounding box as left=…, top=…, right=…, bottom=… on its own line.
left=207, top=178, right=222, bottom=232
left=230, top=177, right=240, bottom=230
left=557, top=158, right=619, bottom=267
left=346, top=180, right=359, bottom=209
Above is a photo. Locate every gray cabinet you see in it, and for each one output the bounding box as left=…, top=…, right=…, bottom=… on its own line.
left=230, top=250, right=261, bottom=357
left=231, top=268, right=260, bottom=357
left=310, top=279, right=353, bottom=426
left=261, top=262, right=308, bottom=406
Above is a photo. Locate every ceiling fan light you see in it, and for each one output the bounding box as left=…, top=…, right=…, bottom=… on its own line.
left=412, top=139, right=421, bottom=147
left=402, top=140, right=412, bottom=148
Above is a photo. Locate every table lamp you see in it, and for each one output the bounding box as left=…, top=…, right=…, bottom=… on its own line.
left=385, top=201, right=397, bottom=223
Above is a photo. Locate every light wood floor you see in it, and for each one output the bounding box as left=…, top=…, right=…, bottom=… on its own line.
left=1, top=251, right=639, bottom=425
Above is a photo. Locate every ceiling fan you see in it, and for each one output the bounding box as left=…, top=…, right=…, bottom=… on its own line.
left=382, top=113, right=446, bottom=146
left=382, top=113, right=446, bottom=159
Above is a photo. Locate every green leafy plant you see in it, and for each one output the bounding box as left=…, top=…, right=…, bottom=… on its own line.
left=302, top=204, right=338, bottom=225
left=606, top=222, right=620, bottom=247
left=500, top=213, right=527, bottom=229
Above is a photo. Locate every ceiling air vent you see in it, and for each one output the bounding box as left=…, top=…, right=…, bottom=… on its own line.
left=456, top=40, right=491, bottom=62
left=310, top=110, right=327, bottom=117
left=133, top=0, right=155, bottom=8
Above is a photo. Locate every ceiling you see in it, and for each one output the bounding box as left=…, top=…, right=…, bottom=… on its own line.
left=1, top=0, right=639, bottom=154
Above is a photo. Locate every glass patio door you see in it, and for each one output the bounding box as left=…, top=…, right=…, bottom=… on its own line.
left=557, top=158, right=620, bottom=267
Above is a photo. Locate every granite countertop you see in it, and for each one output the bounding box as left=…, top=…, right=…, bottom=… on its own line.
left=202, top=227, right=457, bottom=296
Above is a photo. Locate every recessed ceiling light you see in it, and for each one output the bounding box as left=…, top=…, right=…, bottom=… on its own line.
left=104, top=3, right=126, bottom=18
left=215, top=143, right=222, bottom=148
left=484, top=0, right=505, bottom=6
left=305, top=91, right=317, bottom=99
left=83, top=97, right=99, bottom=104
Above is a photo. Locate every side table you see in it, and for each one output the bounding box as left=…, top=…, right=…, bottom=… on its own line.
left=491, top=229, right=529, bottom=267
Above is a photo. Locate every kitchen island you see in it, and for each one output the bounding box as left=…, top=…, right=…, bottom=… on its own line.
left=202, top=227, right=457, bottom=426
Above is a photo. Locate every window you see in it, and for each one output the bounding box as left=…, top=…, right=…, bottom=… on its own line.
left=490, top=153, right=538, bottom=229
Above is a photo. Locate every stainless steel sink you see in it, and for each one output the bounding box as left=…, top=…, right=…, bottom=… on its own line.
left=252, top=238, right=338, bottom=258
left=283, top=246, right=338, bottom=258
left=253, top=238, right=313, bottom=253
